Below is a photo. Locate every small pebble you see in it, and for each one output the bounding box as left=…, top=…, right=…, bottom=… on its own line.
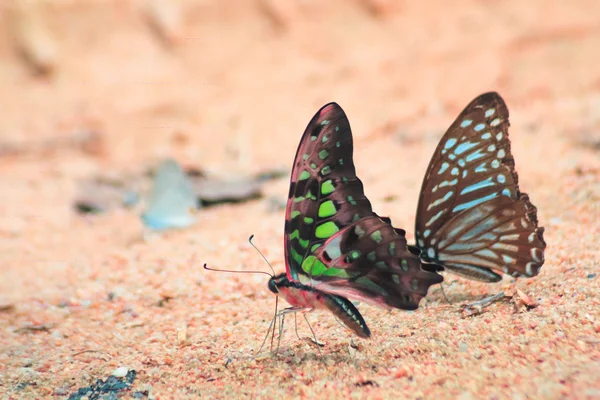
left=112, top=367, right=129, bottom=378
left=458, top=342, right=469, bottom=352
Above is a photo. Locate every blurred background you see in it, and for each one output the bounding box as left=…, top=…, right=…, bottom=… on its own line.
left=1, top=1, right=599, bottom=397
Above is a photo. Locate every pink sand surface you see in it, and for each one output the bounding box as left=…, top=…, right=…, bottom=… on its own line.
left=0, top=1, right=599, bottom=398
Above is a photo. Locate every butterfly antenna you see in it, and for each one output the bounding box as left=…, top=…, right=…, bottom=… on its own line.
left=248, top=234, right=276, bottom=276
left=203, top=263, right=273, bottom=277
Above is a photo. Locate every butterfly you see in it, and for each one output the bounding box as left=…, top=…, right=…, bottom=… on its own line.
left=267, top=102, right=443, bottom=340
left=410, top=92, right=546, bottom=282
left=141, top=159, right=198, bottom=230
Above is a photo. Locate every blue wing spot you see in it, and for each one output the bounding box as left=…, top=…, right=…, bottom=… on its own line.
left=454, top=142, right=479, bottom=155
left=497, top=174, right=506, bottom=183
left=460, top=119, right=473, bottom=128
left=481, top=132, right=492, bottom=140
left=445, top=138, right=458, bottom=149
left=496, top=132, right=503, bottom=140
left=460, top=177, right=494, bottom=195
left=465, top=149, right=486, bottom=162
left=491, top=118, right=501, bottom=127
left=428, top=191, right=454, bottom=210
left=502, top=254, right=516, bottom=264
left=458, top=159, right=466, bottom=167
left=448, top=153, right=456, bottom=160
left=451, top=167, right=459, bottom=176
left=475, top=163, right=487, bottom=173
left=488, top=144, right=496, bottom=152
left=474, top=123, right=486, bottom=132
left=423, top=229, right=431, bottom=238
left=427, top=248, right=435, bottom=258
left=492, top=160, right=500, bottom=168
left=452, top=192, right=498, bottom=213
left=462, top=170, right=468, bottom=178
left=497, top=149, right=506, bottom=159
left=439, top=179, right=458, bottom=188
left=425, top=210, right=445, bottom=227
left=438, top=162, right=449, bottom=174
left=485, top=108, right=495, bottom=117
left=502, top=188, right=511, bottom=197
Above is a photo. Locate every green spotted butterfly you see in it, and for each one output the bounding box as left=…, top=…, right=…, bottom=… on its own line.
left=267, top=102, right=442, bottom=338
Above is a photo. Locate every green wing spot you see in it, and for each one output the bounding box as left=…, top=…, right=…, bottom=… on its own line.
left=303, top=154, right=309, bottom=160
left=310, top=163, right=317, bottom=169
left=315, top=221, right=339, bottom=239
left=367, top=251, right=376, bottom=262
left=306, top=189, right=317, bottom=201
left=319, top=150, right=329, bottom=160
left=298, top=170, right=311, bottom=181
left=347, top=196, right=357, bottom=206
left=376, top=261, right=387, bottom=270
left=350, top=250, right=361, bottom=260
left=401, top=259, right=409, bottom=272
left=336, top=141, right=341, bottom=147
left=392, top=274, right=401, bottom=284
left=355, top=225, right=365, bottom=238
left=339, top=159, right=344, bottom=166
left=321, top=120, right=329, bottom=126
left=371, top=230, right=382, bottom=243
left=321, top=166, right=332, bottom=175
left=335, top=126, right=339, bottom=132
left=304, top=217, right=314, bottom=224
left=389, top=242, right=396, bottom=256
left=412, top=279, right=419, bottom=291
left=311, top=136, right=317, bottom=141
left=291, top=210, right=301, bottom=219
left=290, top=247, right=304, bottom=266
left=303, top=255, right=349, bottom=277
left=318, top=200, right=336, bottom=218
left=302, top=255, right=326, bottom=276
left=322, top=134, right=329, bottom=143
left=293, top=196, right=305, bottom=203
left=352, top=213, right=361, bottom=222
left=290, top=229, right=309, bottom=249
left=310, top=243, right=321, bottom=253
left=323, top=267, right=350, bottom=278
left=321, top=180, right=335, bottom=195
left=342, top=177, right=348, bottom=183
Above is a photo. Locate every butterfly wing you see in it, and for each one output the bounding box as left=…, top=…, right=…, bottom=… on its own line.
left=415, top=92, right=546, bottom=281
left=284, top=103, right=442, bottom=309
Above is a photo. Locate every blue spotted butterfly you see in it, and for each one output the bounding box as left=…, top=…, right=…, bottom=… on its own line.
left=410, top=92, right=546, bottom=282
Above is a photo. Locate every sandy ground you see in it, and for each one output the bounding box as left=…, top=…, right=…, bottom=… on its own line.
left=1, top=0, right=599, bottom=398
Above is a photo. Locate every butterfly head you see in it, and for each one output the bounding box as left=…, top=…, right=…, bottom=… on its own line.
left=268, top=272, right=288, bottom=294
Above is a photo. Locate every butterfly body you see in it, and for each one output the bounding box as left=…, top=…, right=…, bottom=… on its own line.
left=268, top=273, right=371, bottom=338
left=413, top=92, right=546, bottom=282
left=273, top=102, right=442, bottom=339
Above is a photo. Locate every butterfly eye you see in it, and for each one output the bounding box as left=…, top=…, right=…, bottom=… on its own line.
left=268, top=278, right=279, bottom=294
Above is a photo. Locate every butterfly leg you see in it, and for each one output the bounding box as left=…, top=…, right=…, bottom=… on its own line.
left=293, top=313, right=301, bottom=341
left=302, top=313, right=324, bottom=359
left=274, top=306, right=306, bottom=356
left=256, top=296, right=279, bottom=356
left=462, top=292, right=506, bottom=317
